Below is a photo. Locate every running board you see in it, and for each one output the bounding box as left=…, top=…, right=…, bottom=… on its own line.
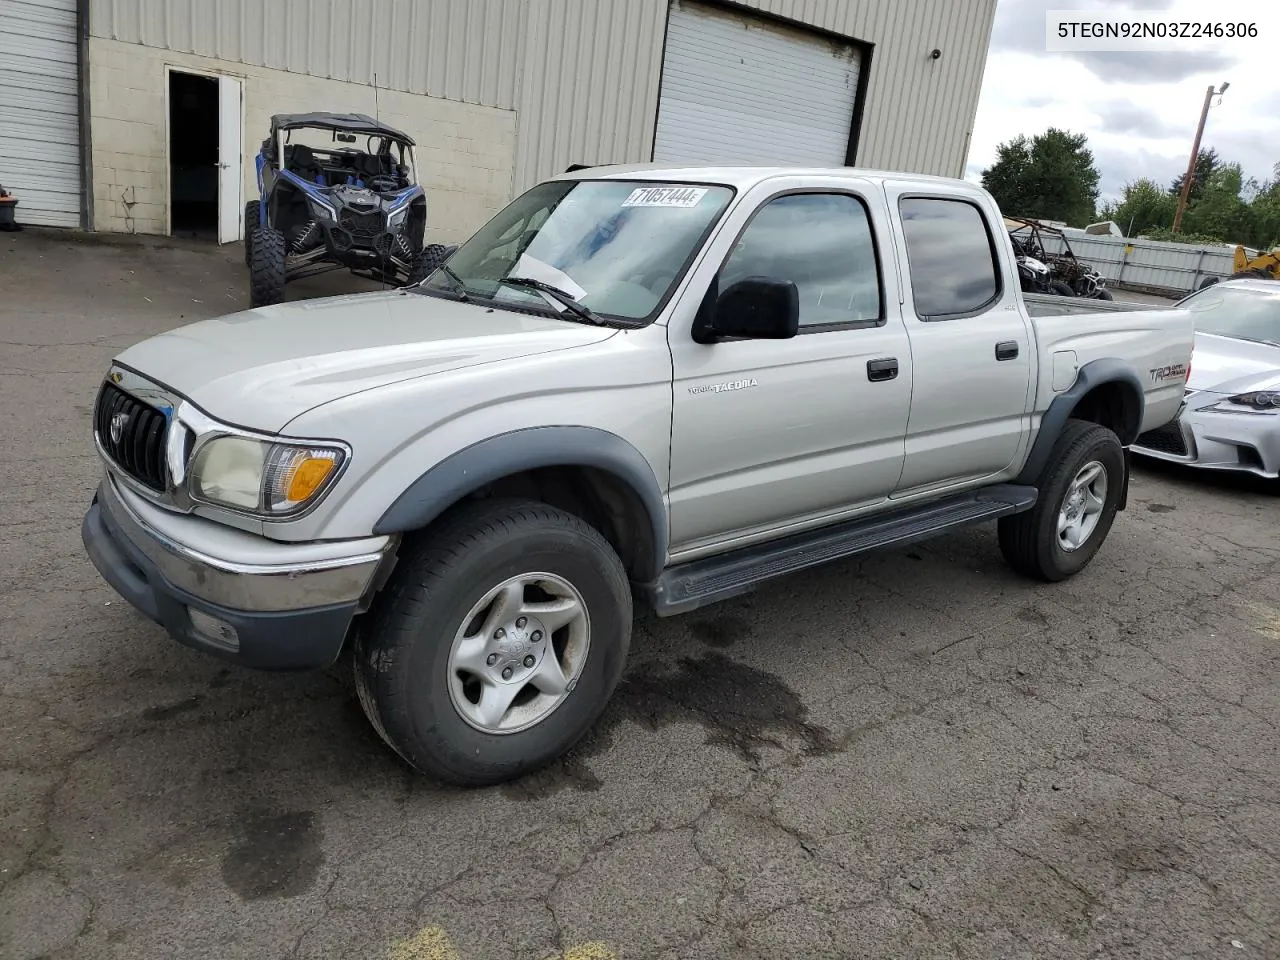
left=648, top=484, right=1038, bottom=617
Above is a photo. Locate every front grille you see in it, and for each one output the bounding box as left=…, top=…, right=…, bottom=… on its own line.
left=94, top=382, right=169, bottom=491
left=1135, top=419, right=1188, bottom=457
left=338, top=209, right=384, bottom=241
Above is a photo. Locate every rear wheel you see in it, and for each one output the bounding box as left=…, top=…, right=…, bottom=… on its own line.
left=243, top=202, right=260, bottom=265
left=1048, top=281, right=1076, bottom=297
left=998, top=419, right=1124, bottom=581
left=353, top=498, right=632, bottom=786
left=248, top=226, right=287, bottom=307
left=405, top=243, right=458, bottom=286
left=1094, top=288, right=1114, bottom=301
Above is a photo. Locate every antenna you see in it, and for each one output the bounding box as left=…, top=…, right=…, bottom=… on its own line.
left=373, top=72, right=380, bottom=124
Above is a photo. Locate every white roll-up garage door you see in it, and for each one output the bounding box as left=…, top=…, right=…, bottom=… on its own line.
left=652, top=0, right=862, bottom=167
left=0, top=0, right=82, bottom=227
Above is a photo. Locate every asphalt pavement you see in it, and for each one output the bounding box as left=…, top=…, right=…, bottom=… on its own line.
left=1, top=229, right=1277, bottom=960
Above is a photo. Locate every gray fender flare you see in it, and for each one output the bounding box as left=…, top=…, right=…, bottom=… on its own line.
left=372, top=426, right=668, bottom=580
left=1015, top=358, right=1145, bottom=485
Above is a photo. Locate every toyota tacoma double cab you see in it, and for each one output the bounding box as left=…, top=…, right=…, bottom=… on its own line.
left=82, top=165, right=1195, bottom=785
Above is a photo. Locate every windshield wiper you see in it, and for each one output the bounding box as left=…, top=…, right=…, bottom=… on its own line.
left=412, top=263, right=470, bottom=301
left=497, top=276, right=607, bottom=326
left=437, top=264, right=471, bottom=301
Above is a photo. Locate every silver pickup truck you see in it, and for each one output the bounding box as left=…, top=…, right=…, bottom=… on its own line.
left=82, top=165, right=1195, bottom=785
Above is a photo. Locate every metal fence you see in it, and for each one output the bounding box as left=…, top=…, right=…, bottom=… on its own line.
left=1032, top=231, right=1238, bottom=298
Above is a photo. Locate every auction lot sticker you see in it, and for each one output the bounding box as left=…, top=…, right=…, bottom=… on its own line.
left=621, top=186, right=709, bottom=208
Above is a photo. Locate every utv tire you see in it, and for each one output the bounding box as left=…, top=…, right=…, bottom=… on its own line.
left=998, top=419, right=1125, bottom=582
left=243, top=202, right=260, bottom=265
left=248, top=226, right=287, bottom=307
left=1049, top=281, right=1076, bottom=297
left=1199, top=276, right=1220, bottom=290
left=353, top=498, right=632, bottom=786
left=1094, top=288, right=1114, bottom=301
left=405, top=243, right=458, bottom=286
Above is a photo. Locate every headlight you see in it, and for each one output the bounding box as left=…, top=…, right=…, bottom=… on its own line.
left=307, top=198, right=336, bottom=221
left=1211, top=391, right=1280, bottom=413
left=388, top=206, right=409, bottom=229
left=190, top=436, right=346, bottom=516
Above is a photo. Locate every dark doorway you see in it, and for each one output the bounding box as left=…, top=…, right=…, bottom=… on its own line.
left=169, top=71, right=219, bottom=239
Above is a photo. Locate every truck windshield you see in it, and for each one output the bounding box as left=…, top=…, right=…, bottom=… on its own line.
left=1181, top=286, right=1280, bottom=345
left=419, top=179, right=734, bottom=322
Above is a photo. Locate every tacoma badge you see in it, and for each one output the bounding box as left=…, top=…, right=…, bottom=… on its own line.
left=689, top=378, right=759, bottom=395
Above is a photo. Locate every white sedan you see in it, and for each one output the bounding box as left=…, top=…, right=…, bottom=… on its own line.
left=1133, top=278, right=1280, bottom=478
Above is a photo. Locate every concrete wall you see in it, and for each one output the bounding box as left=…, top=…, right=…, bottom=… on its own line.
left=86, top=36, right=515, bottom=240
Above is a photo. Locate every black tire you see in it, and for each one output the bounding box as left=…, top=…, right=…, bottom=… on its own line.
left=248, top=226, right=287, bottom=307
left=1094, top=288, right=1114, bottom=301
left=353, top=498, right=632, bottom=786
left=243, top=201, right=260, bottom=265
left=998, top=419, right=1125, bottom=582
left=1048, top=281, right=1076, bottom=297
left=404, top=242, right=458, bottom=286
left=1199, top=276, right=1220, bottom=290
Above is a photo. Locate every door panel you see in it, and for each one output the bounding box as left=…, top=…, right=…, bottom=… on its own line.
left=217, top=75, right=243, bottom=245
left=883, top=188, right=1034, bottom=494
left=667, top=188, right=911, bottom=554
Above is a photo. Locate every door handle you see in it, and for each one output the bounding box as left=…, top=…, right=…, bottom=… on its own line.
left=995, top=340, right=1019, bottom=361
left=867, top=357, right=898, bottom=382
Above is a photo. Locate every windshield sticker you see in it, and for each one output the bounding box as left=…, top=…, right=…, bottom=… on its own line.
left=621, top=186, right=709, bottom=209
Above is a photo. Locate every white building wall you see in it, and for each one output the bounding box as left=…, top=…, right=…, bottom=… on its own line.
left=88, top=0, right=998, bottom=232
left=509, top=0, right=999, bottom=190
left=87, top=0, right=526, bottom=109
left=87, top=36, right=515, bottom=239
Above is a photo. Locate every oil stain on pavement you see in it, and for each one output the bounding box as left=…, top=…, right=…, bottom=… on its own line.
left=505, top=648, right=837, bottom=799
left=686, top=614, right=748, bottom=647
left=220, top=810, right=323, bottom=900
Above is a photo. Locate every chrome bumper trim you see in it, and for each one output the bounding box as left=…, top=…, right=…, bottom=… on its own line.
left=99, top=473, right=394, bottom=613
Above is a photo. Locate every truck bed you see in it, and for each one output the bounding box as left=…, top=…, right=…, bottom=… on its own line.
left=1023, top=292, right=1168, bottom=316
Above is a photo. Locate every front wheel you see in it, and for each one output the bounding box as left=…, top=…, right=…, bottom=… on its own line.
left=1048, top=281, right=1076, bottom=297
left=1093, top=288, right=1114, bottom=301
left=243, top=201, right=260, bottom=265
left=353, top=499, right=632, bottom=786
left=998, top=419, right=1125, bottom=581
left=248, top=226, right=287, bottom=307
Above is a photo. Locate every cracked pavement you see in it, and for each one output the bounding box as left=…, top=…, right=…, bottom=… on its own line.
left=2, top=229, right=1278, bottom=959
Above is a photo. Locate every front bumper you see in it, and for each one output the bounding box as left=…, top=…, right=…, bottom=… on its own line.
left=1132, top=396, right=1280, bottom=478
left=314, top=217, right=417, bottom=272
left=82, top=474, right=396, bottom=670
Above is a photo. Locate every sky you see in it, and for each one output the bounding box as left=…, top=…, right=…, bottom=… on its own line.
left=964, top=0, right=1280, bottom=204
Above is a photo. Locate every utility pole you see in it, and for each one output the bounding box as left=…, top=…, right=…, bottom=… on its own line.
left=1172, top=81, right=1229, bottom=233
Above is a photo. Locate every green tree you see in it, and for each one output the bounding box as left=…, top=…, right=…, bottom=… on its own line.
left=1104, top=178, right=1176, bottom=236
left=1182, top=163, right=1253, bottom=242
left=1169, top=146, right=1220, bottom=202
left=1247, top=163, right=1280, bottom=249
left=981, top=128, right=1100, bottom=226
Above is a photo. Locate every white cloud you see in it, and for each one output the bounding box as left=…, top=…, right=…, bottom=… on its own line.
left=967, top=0, right=1280, bottom=201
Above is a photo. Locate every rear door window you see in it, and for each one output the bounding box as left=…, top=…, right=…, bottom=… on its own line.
left=898, top=197, right=1002, bottom=320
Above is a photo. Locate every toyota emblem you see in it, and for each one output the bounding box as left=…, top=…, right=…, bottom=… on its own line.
left=109, top=411, right=129, bottom=444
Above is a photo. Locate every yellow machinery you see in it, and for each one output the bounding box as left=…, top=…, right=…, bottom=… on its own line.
left=1233, top=245, right=1280, bottom=279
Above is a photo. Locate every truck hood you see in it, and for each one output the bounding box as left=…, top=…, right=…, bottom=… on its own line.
left=1188, top=332, right=1280, bottom=395
left=112, top=290, right=617, bottom=431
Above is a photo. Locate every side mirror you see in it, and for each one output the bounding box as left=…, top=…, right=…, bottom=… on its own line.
left=694, top=277, right=800, bottom=343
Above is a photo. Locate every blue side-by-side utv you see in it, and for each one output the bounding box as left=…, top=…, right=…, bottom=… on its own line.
left=246, top=112, right=455, bottom=306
